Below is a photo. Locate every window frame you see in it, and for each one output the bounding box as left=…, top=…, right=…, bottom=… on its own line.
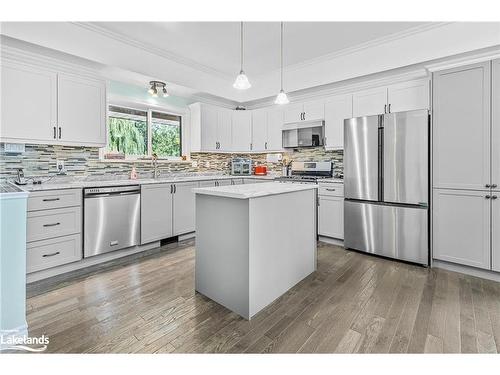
left=103, top=102, right=184, bottom=161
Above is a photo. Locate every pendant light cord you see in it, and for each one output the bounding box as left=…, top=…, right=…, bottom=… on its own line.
left=280, top=21, right=284, bottom=91
left=240, top=21, right=244, bottom=72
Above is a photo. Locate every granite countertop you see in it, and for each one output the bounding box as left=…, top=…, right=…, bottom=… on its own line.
left=0, top=182, right=29, bottom=199
left=318, top=178, right=344, bottom=184
left=193, top=181, right=318, bottom=199
left=14, top=173, right=278, bottom=192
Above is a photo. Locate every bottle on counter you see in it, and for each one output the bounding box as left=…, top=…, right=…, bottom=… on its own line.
left=130, top=165, right=138, bottom=180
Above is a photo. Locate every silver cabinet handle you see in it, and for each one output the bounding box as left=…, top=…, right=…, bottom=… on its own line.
left=486, top=184, right=491, bottom=188
left=486, top=195, right=491, bottom=199
left=53, top=126, right=57, bottom=139
left=265, top=142, right=267, bottom=149
left=58, top=127, right=62, bottom=139
left=42, top=251, right=60, bottom=258
left=492, top=184, right=498, bottom=188
left=42, top=198, right=60, bottom=202
left=43, top=222, right=60, bottom=227
left=325, top=188, right=336, bottom=191
left=388, top=104, right=391, bottom=113
left=492, top=195, right=498, bottom=200
left=384, top=104, right=387, bottom=114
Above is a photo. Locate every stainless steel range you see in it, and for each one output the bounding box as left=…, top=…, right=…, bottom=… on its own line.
left=275, top=161, right=333, bottom=184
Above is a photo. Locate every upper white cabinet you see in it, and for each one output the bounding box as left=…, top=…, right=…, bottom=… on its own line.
left=251, top=107, right=284, bottom=152
left=1, top=62, right=58, bottom=143
left=0, top=59, right=106, bottom=146
left=352, top=86, right=387, bottom=117
left=324, top=94, right=353, bottom=150
left=57, top=73, right=106, bottom=146
left=492, top=58, right=500, bottom=189
left=433, top=188, right=491, bottom=270
left=432, top=62, right=491, bottom=190
left=217, top=108, right=233, bottom=151
left=232, top=110, right=252, bottom=152
left=352, top=79, right=429, bottom=117
left=283, top=99, right=324, bottom=124
left=198, top=104, right=232, bottom=152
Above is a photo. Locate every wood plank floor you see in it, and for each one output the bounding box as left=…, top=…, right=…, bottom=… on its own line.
left=25, top=241, right=500, bottom=353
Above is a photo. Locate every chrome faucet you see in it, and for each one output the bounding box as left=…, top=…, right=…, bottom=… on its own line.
left=152, top=153, right=160, bottom=179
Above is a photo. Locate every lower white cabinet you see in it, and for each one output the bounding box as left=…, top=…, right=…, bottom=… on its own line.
left=172, top=182, right=197, bottom=236
left=141, top=184, right=173, bottom=244
left=432, top=189, right=491, bottom=270
left=27, top=234, right=82, bottom=273
left=318, top=184, right=344, bottom=240
left=492, top=190, right=500, bottom=272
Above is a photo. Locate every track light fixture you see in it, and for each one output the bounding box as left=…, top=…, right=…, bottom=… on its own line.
left=148, top=81, right=169, bottom=98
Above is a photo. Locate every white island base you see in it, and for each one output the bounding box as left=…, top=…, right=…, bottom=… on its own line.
left=194, top=182, right=317, bottom=320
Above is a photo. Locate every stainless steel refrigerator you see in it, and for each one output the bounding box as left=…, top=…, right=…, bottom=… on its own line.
left=343, top=109, right=429, bottom=265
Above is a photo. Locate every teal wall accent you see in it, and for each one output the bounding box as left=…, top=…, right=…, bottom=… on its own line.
left=109, top=81, right=192, bottom=108
left=0, top=194, right=28, bottom=333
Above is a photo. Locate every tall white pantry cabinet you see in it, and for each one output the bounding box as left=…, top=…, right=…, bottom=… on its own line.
left=432, top=59, right=500, bottom=272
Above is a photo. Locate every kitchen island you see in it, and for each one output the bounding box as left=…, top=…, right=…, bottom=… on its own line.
left=194, top=182, right=317, bottom=320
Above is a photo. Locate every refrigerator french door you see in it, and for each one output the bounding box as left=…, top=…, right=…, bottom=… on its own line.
left=344, top=109, right=429, bottom=265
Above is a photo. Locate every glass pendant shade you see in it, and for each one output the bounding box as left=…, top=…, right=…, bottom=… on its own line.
left=274, top=89, right=289, bottom=105
left=233, top=70, right=251, bottom=90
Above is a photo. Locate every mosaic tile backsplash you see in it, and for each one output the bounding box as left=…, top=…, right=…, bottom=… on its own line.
left=0, top=143, right=343, bottom=180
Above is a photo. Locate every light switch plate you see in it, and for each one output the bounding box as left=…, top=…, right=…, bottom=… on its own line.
left=56, top=160, right=65, bottom=174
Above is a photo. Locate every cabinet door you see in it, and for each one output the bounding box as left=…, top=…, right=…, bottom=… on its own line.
left=57, top=73, right=106, bottom=146
left=141, top=184, right=173, bottom=244
left=324, top=94, right=352, bottom=149
left=0, top=62, right=57, bottom=143
left=173, top=182, right=198, bottom=235
left=387, top=79, right=429, bottom=113
left=433, top=62, right=491, bottom=190
left=267, top=108, right=283, bottom=151
left=492, top=192, right=500, bottom=272
left=352, top=86, right=387, bottom=117
left=283, top=103, right=303, bottom=123
left=231, top=111, right=252, bottom=151
left=251, top=108, right=268, bottom=152
left=201, top=105, right=218, bottom=151
left=303, top=100, right=324, bottom=122
left=318, top=196, right=344, bottom=239
left=217, top=109, right=232, bottom=151
left=432, top=189, right=490, bottom=269
left=492, top=59, right=500, bottom=189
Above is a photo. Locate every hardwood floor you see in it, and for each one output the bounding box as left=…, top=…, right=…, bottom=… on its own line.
left=25, top=241, right=500, bottom=353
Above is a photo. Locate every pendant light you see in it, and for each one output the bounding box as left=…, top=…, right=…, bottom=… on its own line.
left=233, top=22, right=251, bottom=90
left=275, top=22, right=289, bottom=105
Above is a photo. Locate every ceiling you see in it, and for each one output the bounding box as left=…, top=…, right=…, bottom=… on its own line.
left=92, top=22, right=428, bottom=79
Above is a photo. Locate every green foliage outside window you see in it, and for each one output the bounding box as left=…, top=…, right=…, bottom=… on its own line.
left=107, top=117, right=147, bottom=156
left=152, top=122, right=181, bottom=157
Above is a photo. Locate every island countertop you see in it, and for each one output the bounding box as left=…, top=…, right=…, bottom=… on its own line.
left=193, top=181, right=317, bottom=199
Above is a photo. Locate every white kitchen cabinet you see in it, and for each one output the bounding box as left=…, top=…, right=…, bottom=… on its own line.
left=141, top=184, right=173, bottom=244
left=172, top=181, right=198, bottom=235
left=267, top=108, right=283, bottom=151
left=318, top=196, right=344, bottom=240
left=200, top=104, right=218, bottom=151
left=283, top=103, right=304, bottom=123
left=492, top=192, right=500, bottom=272
left=324, top=94, right=352, bottom=149
left=283, top=100, right=324, bottom=124
left=232, top=110, right=252, bottom=152
left=432, top=62, right=491, bottom=190
left=251, top=108, right=268, bottom=152
left=0, top=62, right=57, bottom=143
left=387, top=79, right=429, bottom=113
left=217, top=109, right=232, bottom=151
left=432, top=189, right=491, bottom=270
left=57, top=73, right=106, bottom=146
left=492, top=59, right=500, bottom=189
left=352, top=86, right=387, bottom=117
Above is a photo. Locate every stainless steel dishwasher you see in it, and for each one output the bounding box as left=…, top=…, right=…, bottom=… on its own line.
left=84, top=185, right=141, bottom=258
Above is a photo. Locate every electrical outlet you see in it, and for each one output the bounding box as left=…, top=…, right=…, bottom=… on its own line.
left=191, top=161, right=198, bottom=168
left=205, top=161, right=210, bottom=168
left=56, top=160, right=66, bottom=174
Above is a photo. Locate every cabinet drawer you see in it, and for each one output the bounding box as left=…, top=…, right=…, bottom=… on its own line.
left=27, top=206, right=81, bottom=242
left=318, top=184, right=344, bottom=197
left=28, top=189, right=82, bottom=211
left=27, top=234, right=82, bottom=273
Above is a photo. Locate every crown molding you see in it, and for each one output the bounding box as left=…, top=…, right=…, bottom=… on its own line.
left=72, top=22, right=233, bottom=80
left=425, top=45, right=500, bottom=72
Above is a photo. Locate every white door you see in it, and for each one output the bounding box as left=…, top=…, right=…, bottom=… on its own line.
left=0, top=62, right=57, bottom=143
left=173, top=181, right=198, bottom=235
left=141, top=184, right=173, bottom=244
left=201, top=105, right=218, bottom=151
left=318, top=196, right=344, bottom=239
left=303, top=100, right=324, bottom=122
left=217, top=109, right=232, bottom=151
left=432, top=62, right=491, bottom=190
left=491, top=59, right=500, bottom=190
left=232, top=111, right=252, bottom=151
left=432, top=188, right=491, bottom=270
left=387, top=79, right=430, bottom=113
left=324, top=94, right=352, bottom=149
left=57, top=73, right=106, bottom=146
left=251, top=108, right=268, bottom=152
left=283, top=103, right=303, bottom=123
left=267, top=108, right=283, bottom=151
left=352, top=86, right=387, bottom=117
left=491, top=192, right=500, bottom=272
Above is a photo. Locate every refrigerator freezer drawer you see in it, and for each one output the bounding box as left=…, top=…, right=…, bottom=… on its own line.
left=344, top=200, right=428, bottom=265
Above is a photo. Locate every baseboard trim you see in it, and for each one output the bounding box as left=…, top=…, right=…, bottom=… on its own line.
left=178, top=232, right=196, bottom=241
left=318, top=236, right=344, bottom=246
left=433, top=259, right=500, bottom=282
